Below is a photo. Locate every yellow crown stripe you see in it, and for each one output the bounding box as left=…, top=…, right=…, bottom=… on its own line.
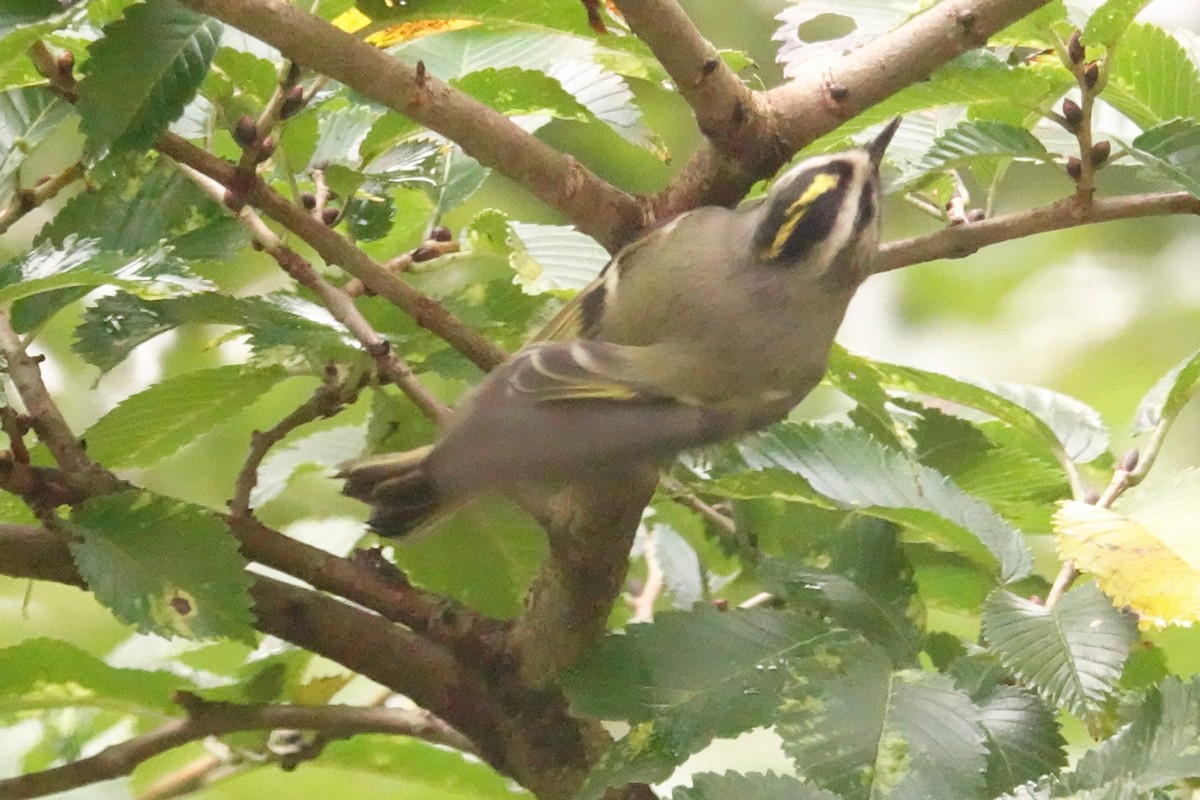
left=767, top=171, right=840, bottom=258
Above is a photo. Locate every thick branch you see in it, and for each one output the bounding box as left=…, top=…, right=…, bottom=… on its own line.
left=178, top=0, right=646, bottom=252
left=875, top=192, right=1200, bottom=274
left=659, top=0, right=1054, bottom=213
left=0, top=698, right=475, bottom=800
left=612, top=0, right=769, bottom=165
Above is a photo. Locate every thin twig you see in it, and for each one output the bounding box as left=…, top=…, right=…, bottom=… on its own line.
left=0, top=693, right=478, bottom=799
left=229, top=365, right=363, bottom=516
left=874, top=192, right=1200, bottom=274
left=0, top=162, right=84, bottom=236
left=175, top=163, right=452, bottom=424
left=626, top=526, right=665, bottom=623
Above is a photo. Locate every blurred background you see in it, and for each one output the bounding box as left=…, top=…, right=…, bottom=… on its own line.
left=2, top=0, right=1199, bottom=794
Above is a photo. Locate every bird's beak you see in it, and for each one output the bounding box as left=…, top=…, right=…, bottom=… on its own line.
left=867, top=116, right=902, bottom=168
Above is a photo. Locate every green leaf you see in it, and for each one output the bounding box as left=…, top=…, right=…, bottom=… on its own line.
left=778, top=645, right=987, bottom=800
left=67, top=491, right=255, bottom=642
left=0, top=637, right=187, bottom=717
left=0, top=238, right=210, bottom=332
left=1131, top=345, right=1200, bottom=435
left=1063, top=676, right=1200, bottom=792
left=806, top=52, right=1070, bottom=154
left=390, top=495, right=546, bottom=618
left=830, top=347, right=1107, bottom=467
left=1104, top=24, right=1200, bottom=130
left=759, top=518, right=921, bottom=665
left=0, top=88, right=73, bottom=189
left=453, top=66, right=592, bottom=122
left=81, top=364, right=289, bottom=467
left=1129, top=118, right=1200, bottom=199
left=73, top=291, right=358, bottom=374
left=977, top=686, right=1068, bottom=795
left=251, top=425, right=367, bottom=508
left=972, top=379, right=1109, bottom=464
left=76, top=0, right=222, bottom=155
left=320, top=735, right=532, bottom=798
left=902, top=120, right=1050, bottom=187
left=564, top=607, right=852, bottom=796
left=981, top=584, right=1137, bottom=719
left=0, top=0, right=64, bottom=29
left=359, top=0, right=607, bottom=38
left=728, top=423, right=1032, bottom=582
left=508, top=221, right=610, bottom=293
left=672, top=772, right=841, bottom=800
left=39, top=161, right=226, bottom=252
left=1081, top=0, right=1153, bottom=46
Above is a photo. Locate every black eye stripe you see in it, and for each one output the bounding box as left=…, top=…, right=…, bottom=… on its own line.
left=756, top=161, right=853, bottom=262
left=853, top=182, right=876, bottom=234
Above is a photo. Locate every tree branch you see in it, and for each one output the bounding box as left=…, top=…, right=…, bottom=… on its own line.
left=177, top=0, right=647, bottom=252
left=659, top=0, right=1055, bottom=212
left=875, top=191, right=1200, bottom=274
left=612, top=0, right=768, bottom=164
left=175, top=162, right=452, bottom=425
left=0, top=695, right=476, bottom=800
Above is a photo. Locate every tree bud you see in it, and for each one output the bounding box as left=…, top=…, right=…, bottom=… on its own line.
left=1083, top=62, right=1099, bottom=91
left=1066, top=156, right=1082, bottom=182
left=411, top=245, right=440, bottom=262
left=320, top=207, right=340, bottom=225
left=430, top=225, right=453, bottom=242
left=300, top=192, right=316, bottom=210
left=1090, top=140, right=1111, bottom=166
left=1068, top=30, right=1085, bottom=65
left=1061, top=98, right=1083, bottom=133
left=233, top=115, right=258, bottom=148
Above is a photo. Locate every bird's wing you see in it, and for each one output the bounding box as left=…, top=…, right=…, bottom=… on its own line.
left=531, top=215, right=687, bottom=343
left=504, top=341, right=677, bottom=403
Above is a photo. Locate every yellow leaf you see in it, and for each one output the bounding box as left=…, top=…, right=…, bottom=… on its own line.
left=1055, top=492, right=1200, bottom=629
left=331, top=10, right=478, bottom=46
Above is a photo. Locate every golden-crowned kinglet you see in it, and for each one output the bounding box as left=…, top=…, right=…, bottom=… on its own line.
left=342, top=117, right=900, bottom=536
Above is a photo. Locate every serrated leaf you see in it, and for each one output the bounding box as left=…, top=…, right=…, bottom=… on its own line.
left=547, top=57, right=660, bottom=153
left=981, top=584, right=1137, bottom=719
left=251, top=425, right=368, bottom=508
left=77, top=0, right=222, bottom=155
left=1081, top=0, right=1153, bottom=46
left=978, top=686, right=1068, bottom=795
left=1104, top=24, right=1200, bottom=130
left=1131, top=345, right=1200, bottom=434
left=81, top=364, right=289, bottom=467
left=73, top=291, right=357, bottom=374
left=778, top=645, right=987, bottom=800
left=508, top=221, right=609, bottom=293
left=831, top=347, right=1107, bottom=468
left=1129, top=118, right=1200, bottom=198
left=806, top=53, right=1071, bottom=155
left=672, top=772, right=841, bottom=800
left=453, top=65, right=591, bottom=122
left=729, top=423, right=1032, bottom=582
left=773, top=0, right=918, bottom=79
left=0, top=88, right=73, bottom=190
left=759, top=517, right=921, bottom=665
left=564, top=607, right=852, bottom=796
left=902, top=120, right=1050, bottom=187
left=1063, top=676, right=1200, bottom=793
left=0, top=238, right=210, bottom=331
left=67, top=491, right=255, bottom=642
left=1056, top=470, right=1200, bottom=628
left=39, top=162, right=224, bottom=253
left=0, top=637, right=187, bottom=716
left=390, top=495, right=546, bottom=618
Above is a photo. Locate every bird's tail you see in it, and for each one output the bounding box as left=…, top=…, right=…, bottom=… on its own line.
left=338, top=445, right=441, bottom=537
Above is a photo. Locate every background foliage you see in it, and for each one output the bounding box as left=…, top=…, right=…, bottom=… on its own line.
left=1, top=0, right=1200, bottom=799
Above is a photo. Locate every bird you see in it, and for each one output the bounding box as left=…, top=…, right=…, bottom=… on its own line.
left=341, top=117, right=900, bottom=537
